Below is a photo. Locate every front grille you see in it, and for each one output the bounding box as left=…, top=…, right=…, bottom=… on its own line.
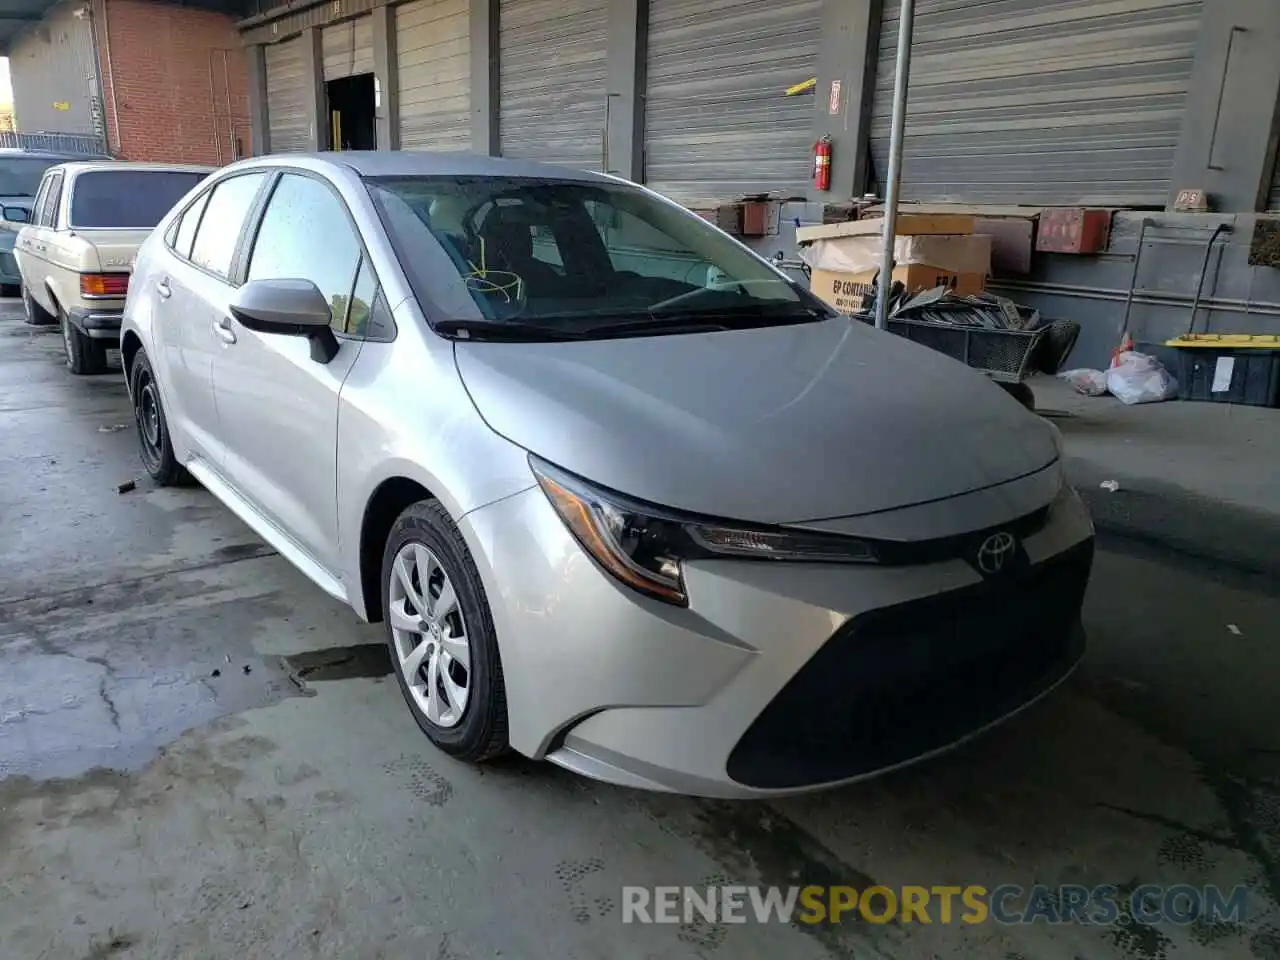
left=726, top=538, right=1094, bottom=790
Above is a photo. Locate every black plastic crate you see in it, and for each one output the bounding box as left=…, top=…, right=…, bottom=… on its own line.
left=1175, top=348, right=1280, bottom=407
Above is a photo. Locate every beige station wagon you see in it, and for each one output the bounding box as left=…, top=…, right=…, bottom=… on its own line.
left=15, top=161, right=213, bottom=373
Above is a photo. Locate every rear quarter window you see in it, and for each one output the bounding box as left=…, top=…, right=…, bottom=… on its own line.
left=70, top=170, right=209, bottom=229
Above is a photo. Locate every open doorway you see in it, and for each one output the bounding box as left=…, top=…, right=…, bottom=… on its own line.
left=326, top=73, right=376, bottom=151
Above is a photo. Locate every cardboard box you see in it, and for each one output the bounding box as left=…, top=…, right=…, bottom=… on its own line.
left=810, top=266, right=986, bottom=314
left=802, top=234, right=992, bottom=277
left=796, top=213, right=975, bottom=244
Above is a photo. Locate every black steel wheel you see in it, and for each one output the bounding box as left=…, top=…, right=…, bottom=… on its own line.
left=129, top=351, right=192, bottom=486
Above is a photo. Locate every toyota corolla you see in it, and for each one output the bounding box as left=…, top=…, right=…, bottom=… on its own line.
left=119, top=152, right=1094, bottom=798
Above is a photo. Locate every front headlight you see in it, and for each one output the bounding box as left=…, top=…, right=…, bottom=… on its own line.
left=530, top=456, right=879, bottom=606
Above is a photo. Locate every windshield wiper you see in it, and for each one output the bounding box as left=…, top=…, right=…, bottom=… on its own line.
left=434, top=318, right=588, bottom=342
left=584, top=304, right=828, bottom=338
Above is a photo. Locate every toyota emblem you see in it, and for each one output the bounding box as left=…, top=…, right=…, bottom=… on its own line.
left=975, top=531, right=1017, bottom=575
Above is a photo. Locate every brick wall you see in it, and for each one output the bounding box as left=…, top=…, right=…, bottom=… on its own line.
left=95, top=0, right=252, bottom=164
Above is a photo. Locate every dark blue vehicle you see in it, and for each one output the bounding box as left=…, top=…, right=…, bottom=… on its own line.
left=0, top=148, right=111, bottom=294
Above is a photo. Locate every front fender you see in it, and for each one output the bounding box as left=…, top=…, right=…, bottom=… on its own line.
left=334, top=336, right=536, bottom=621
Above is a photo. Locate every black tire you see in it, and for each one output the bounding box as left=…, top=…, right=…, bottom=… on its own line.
left=381, top=499, right=509, bottom=763
left=60, top=309, right=109, bottom=375
left=1000, top=380, right=1036, bottom=411
left=21, top=285, right=56, bottom=326
left=128, top=350, right=192, bottom=486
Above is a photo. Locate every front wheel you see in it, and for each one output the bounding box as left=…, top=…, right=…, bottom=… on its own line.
left=129, top=350, right=192, bottom=486
left=382, top=499, right=509, bottom=762
left=60, top=310, right=109, bottom=375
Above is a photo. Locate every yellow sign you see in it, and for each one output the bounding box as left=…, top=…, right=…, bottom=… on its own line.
left=53, top=101, right=70, bottom=111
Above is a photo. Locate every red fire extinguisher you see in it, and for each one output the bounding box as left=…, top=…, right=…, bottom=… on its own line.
left=813, top=136, right=832, bottom=191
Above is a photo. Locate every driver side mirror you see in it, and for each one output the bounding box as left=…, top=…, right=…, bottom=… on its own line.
left=229, top=278, right=340, bottom=364
left=2, top=205, right=30, bottom=224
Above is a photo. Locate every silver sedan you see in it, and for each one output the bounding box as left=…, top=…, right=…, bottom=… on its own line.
left=119, top=152, right=1094, bottom=798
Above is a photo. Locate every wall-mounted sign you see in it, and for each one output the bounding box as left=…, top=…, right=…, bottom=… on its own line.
left=53, top=101, right=70, bottom=111
left=828, top=80, right=841, bottom=115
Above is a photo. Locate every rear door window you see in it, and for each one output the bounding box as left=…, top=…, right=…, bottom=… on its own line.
left=38, top=173, right=62, bottom=227
left=188, top=173, right=269, bottom=280
left=172, top=190, right=212, bottom=260
left=69, top=170, right=209, bottom=229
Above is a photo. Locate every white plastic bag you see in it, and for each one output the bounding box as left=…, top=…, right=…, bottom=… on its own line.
left=1059, top=368, right=1109, bottom=396
left=1105, top=351, right=1178, bottom=405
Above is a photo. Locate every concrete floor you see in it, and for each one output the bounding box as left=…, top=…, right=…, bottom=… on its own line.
left=1, top=304, right=1278, bottom=960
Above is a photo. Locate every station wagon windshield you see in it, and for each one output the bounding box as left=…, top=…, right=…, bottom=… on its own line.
left=0, top=157, right=61, bottom=197
left=368, top=176, right=822, bottom=338
left=70, top=170, right=208, bottom=229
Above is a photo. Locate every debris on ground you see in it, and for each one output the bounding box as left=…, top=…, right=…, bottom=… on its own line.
left=98, top=424, right=128, bottom=433
left=1100, top=480, right=1121, bottom=492
left=1227, top=624, right=1243, bottom=636
left=1106, top=350, right=1178, bottom=404
left=115, top=479, right=137, bottom=494
left=1060, top=368, right=1109, bottom=396
left=1058, top=350, right=1178, bottom=405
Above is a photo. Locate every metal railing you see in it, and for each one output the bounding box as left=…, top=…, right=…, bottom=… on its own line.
left=0, top=131, right=110, bottom=156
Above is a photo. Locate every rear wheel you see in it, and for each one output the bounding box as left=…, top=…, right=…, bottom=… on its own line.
left=60, top=309, right=109, bottom=375
left=129, top=350, right=192, bottom=486
left=21, top=285, right=55, bottom=326
left=382, top=499, right=509, bottom=762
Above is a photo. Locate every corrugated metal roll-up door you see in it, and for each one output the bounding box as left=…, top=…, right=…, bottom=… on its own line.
left=498, top=0, right=608, bottom=168
left=1268, top=156, right=1280, bottom=212
left=322, top=17, right=375, bottom=80
left=9, top=2, right=103, bottom=138
left=265, top=37, right=310, bottom=153
left=396, top=0, right=472, bottom=151
left=644, top=0, right=821, bottom=205
left=870, top=0, right=1203, bottom=207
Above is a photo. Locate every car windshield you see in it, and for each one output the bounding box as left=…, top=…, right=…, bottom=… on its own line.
left=367, top=175, right=822, bottom=338
left=0, top=157, right=60, bottom=197
left=69, top=170, right=208, bottom=229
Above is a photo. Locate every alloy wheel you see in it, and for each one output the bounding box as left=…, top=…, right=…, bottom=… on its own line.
left=387, top=542, right=472, bottom=728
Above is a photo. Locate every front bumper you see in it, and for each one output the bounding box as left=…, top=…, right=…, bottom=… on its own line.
left=67, top=306, right=124, bottom=340
left=462, top=481, right=1095, bottom=798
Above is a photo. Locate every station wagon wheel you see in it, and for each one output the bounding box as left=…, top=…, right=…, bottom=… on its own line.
left=59, top=308, right=108, bottom=375
left=382, top=500, right=508, bottom=761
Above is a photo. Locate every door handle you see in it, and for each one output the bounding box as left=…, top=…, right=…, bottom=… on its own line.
left=156, top=277, right=171, bottom=299
left=214, top=315, right=237, bottom=344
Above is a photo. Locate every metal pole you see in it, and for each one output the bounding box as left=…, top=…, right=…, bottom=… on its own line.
left=874, top=0, right=915, bottom=330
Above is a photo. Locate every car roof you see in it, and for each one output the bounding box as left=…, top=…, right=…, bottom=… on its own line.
left=0, top=148, right=109, bottom=161
left=55, top=161, right=217, bottom=174
left=218, top=150, right=617, bottom=185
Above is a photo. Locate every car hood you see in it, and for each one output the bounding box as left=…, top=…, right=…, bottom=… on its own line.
left=453, top=317, right=1059, bottom=524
